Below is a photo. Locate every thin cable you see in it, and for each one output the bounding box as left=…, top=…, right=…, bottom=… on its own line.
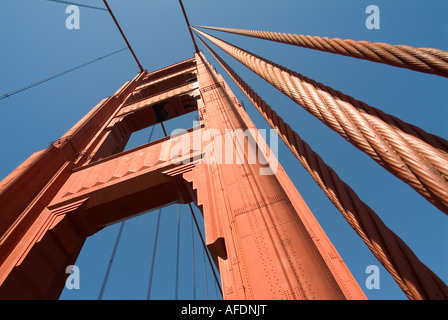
left=161, top=122, right=168, bottom=137
left=147, top=125, right=156, bottom=143
left=147, top=209, right=162, bottom=300
left=46, top=0, right=108, bottom=11
left=98, top=221, right=125, bottom=300
left=214, top=277, right=220, bottom=300
left=175, top=204, right=181, bottom=300
left=178, top=0, right=199, bottom=52
left=188, top=203, right=223, bottom=297
left=102, top=0, right=144, bottom=72
left=202, top=246, right=209, bottom=300
left=191, top=207, right=196, bottom=300
left=0, top=47, right=128, bottom=101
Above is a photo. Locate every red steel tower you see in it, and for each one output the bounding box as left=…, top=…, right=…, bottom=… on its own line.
left=0, top=52, right=366, bottom=300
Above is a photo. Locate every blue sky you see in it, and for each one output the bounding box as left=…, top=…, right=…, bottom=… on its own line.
left=0, top=0, right=447, bottom=300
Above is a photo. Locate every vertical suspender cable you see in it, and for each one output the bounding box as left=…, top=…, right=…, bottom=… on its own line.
left=98, top=221, right=125, bottom=300
left=147, top=209, right=162, bottom=300
left=190, top=208, right=197, bottom=300
left=175, top=204, right=181, bottom=300
left=99, top=124, right=157, bottom=300
left=161, top=122, right=168, bottom=137
left=188, top=203, right=222, bottom=297
left=147, top=125, right=156, bottom=143
left=202, top=248, right=209, bottom=300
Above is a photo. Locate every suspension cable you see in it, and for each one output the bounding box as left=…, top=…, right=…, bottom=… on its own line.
left=102, top=0, right=144, bottom=72
left=188, top=203, right=223, bottom=297
left=196, top=35, right=448, bottom=300
left=190, top=206, right=197, bottom=300
left=214, top=276, right=220, bottom=300
left=146, top=123, right=160, bottom=300
left=0, top=48, right=128, bottom=101
left=147, top=125, right=156, bottom=143
left=98, top=221, right=125, bottom=300
left=46, top=0, right=108, bottom=11
left=161, top=122, right=168, bottom=137
left=178, top=0, right=199, bottom=52
left=194, top=25, right=448, bottom=78
left=175, top=204, right=181, bottom=300
left=202, top=245, right=209, bottom=300
left=147, top=209, right=162, bottom=300
left=192, top=27, right=448, bottom=216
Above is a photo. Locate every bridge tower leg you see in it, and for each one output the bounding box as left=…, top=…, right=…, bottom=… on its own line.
left=0, top=52, right=366, bottom=299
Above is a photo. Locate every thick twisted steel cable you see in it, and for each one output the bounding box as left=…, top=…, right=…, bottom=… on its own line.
left=196, top=36, right=448, bottom=300
left=194, top=26, right=448, bottom=161
left=192, top=28, right=448, bottom=215
left=194, top=26, right=448, bottom=78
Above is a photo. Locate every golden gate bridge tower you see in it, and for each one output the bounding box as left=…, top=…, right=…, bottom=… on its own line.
left=0, top=1, right=447, bottom=300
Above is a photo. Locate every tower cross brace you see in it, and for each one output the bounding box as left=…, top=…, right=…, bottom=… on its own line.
left=0, top=52, right=366, bottom=300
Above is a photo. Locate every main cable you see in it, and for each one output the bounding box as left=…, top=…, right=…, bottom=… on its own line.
left=146, top=125, right=161, bottom=300
left=191, top=206, right=197, bottom=300
left=192, top=27, right=448, bottom=216
left=195, top=34, right=448, bottom=299
left=147, top=125, right=156, bottom=144
left=194, top=25, right=448, bottom=78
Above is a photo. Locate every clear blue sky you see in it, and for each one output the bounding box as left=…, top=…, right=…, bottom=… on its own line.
left=0, top=0, right=447, bottom=300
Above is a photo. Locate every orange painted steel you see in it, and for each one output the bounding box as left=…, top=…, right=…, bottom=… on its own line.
left=192, top=28, right=448, bottom=216
left=187, top=52, right=365, bottom=299
left=0, top=55, right=365, bottom=299
left=195, top=25, right=448, bottom=78
left=197, top=36, right=448, bottom=300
